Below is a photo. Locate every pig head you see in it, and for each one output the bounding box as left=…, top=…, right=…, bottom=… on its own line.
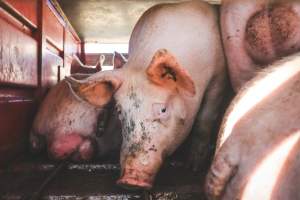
left=30, top=53, right=126, bottom=161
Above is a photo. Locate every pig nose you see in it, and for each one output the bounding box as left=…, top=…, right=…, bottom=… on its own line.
left=49, top=134, right=83, bottom=160
left=117, top=168, right=154, bottom=190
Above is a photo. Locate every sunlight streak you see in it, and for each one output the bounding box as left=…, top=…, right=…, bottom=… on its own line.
left=85, top=43, right=128, bottom=54
left=241, top=131, right=300, bottom=200
left=219, top=54, right=300, bottom=147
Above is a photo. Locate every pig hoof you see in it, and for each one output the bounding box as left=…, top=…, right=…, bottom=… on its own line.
left=29, top=131, right=46, bottom=153
left=205, top=155, right=238, bottom=200
left=117, top=168, right=153, bottom=190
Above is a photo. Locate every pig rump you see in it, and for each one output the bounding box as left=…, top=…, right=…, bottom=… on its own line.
left=205, top=52, right=300, bottom=200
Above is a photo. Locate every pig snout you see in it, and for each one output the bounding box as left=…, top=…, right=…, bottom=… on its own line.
left=117, top=154, right=163, bottom=190
left=49, top=134, right=95, bottom=161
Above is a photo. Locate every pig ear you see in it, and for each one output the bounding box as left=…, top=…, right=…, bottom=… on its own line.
left=95, top=55, right=105, bottom=71
left=66, top=75, right=122, bottom=107
left=146, top=49, right=195, bottom=96
left=113, top=51, right=127, bottom=69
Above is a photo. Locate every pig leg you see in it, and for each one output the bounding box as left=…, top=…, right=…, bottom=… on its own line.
left=187, top=74, right=231, bottom=171
left=205, top=147, right=239, bottom=200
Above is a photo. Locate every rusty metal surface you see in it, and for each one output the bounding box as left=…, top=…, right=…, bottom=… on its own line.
left=3, top=0, right=38, bottom=27
left=0, top=155, right=207, bottom=200
left=0, top=89, right=36, bottom=165
left=42, top=49, right=63, bottom=87
left=44, top=3, right=64, bottom=51
left=0, top=12, right=38, bottom=87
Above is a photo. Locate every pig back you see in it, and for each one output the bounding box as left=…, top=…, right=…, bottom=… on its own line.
left=128, top=1, right=225, bottom=91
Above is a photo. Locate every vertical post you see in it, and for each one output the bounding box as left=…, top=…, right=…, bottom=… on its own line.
left=80, top=41, right=86, bottom=64
left=35, top=0, right=47, bottom=102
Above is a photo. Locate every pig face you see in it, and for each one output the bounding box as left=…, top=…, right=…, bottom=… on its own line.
left=68, top=49, right=196, bottom=189
left=30, top=52, right=127, bottom=161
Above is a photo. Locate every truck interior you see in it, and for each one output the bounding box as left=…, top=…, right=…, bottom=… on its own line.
left=0, top=0, right=220, bottom=199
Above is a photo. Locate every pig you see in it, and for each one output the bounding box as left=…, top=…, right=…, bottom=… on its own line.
left=221, top=0, right=300, bottom=92
left=205, top=52, right=300, bottom=200
left=113, top=51, right=127, bottom=69
left=67, top=1, right=228, bottom=189
left=30, top=53, right=127, bottom=161
left=70, top=54, right=104, bottom=74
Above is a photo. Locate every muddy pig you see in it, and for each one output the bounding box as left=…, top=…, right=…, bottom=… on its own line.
left=30, top=54, right=127, bottom=161
left=221, top=0, right=300, bottom=92
left=67, top=1, right=228, bottom=189
left=205, top=52, right=300, bottom=200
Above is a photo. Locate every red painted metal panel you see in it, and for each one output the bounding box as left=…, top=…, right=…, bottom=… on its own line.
left=4, top=0, right=38, bottom=27
left=0, top=15, right=38, bottom=87
left=63, top=55, right=72, bottom=77
left=44, top=5, right=64, bottom=51
left=0, top=88, right=36, bottom=165
left=65, top=29, right=79, bottom=57
left=42, top=49, right=63, bottom=87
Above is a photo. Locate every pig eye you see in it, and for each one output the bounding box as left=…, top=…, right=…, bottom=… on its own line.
left=152, top=103, right=170, bottom=121
left=116, top=104, right=122, bottom=113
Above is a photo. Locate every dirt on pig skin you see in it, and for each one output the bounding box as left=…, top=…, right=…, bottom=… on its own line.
left=67, top=0, right=228, bottom=190
left=221, top=0, right=300, bottom=92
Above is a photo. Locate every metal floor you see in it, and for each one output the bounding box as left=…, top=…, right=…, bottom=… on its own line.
left=0, top=153, right=207, bottom=200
